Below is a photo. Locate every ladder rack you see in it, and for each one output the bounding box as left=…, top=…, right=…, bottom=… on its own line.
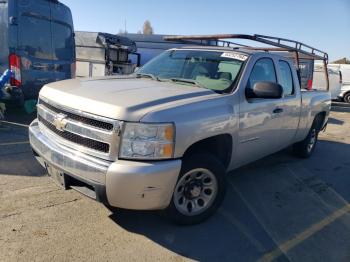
left=164, top=34, right=328, bottom=63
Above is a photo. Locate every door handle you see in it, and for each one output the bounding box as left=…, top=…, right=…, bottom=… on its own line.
left=273, top=108, right=284, bottom=114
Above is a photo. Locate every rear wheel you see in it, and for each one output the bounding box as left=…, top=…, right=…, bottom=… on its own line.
left=164, top=154, right=226, bottom=225
left=344, top=93, right=350, bottom=103
left=293, top=119, right=320, bottom=158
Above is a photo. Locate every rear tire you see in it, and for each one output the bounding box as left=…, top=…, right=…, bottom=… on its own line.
left=164, top=154, right=226, bottom=225
left=293, top=119, right=320, bottom=158
left=344, top=93, right=350, bottom=103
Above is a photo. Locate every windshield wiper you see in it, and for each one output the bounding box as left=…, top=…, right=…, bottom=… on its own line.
left=136, top=73, right=159, bottom=81
left=169, top=78, right=207, bottom=89
left=136, top=75, right=211, bottom=91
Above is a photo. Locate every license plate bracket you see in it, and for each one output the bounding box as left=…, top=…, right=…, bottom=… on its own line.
left=45, top=163, right=68, bottom=189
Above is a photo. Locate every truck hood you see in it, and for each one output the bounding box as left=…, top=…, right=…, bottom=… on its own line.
left=40, top=76, right=218, bottom=121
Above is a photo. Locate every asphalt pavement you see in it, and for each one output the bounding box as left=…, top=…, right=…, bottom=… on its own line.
left=0, top=108, right=350, bottom=262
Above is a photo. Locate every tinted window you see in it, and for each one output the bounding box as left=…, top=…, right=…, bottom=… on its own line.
left=52, top=22, right=74, bottom=61
left=247, top=58, right=277, bottom=89
left=18, top=16, right=52, bottom=60
left=279, top=60, right=294, bottom=95
left=299, top=59, right=314, bottom=89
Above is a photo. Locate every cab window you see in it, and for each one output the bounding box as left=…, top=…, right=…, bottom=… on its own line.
left=247, top=58, right=277, bottom=89
left=278, top=60, right=294, bottom=96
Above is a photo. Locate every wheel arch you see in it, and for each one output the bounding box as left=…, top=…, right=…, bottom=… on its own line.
left=314, top=111, right=327, bottom=131
left=182, top=134, right=233, bottom=169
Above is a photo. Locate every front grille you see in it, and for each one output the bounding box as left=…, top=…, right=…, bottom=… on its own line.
left=39, top=99, right=114, bottom=131
left=38, top=115, right=110, bottom=153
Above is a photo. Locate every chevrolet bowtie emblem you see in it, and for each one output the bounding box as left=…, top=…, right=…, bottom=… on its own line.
left=53, top=113, right=68, bottom=131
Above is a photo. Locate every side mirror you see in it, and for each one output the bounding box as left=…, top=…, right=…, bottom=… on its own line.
left=246, top=81, right=283, bottom=99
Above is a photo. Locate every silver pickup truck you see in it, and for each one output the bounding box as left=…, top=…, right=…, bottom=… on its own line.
left=29, top=34, right=331, bottom=224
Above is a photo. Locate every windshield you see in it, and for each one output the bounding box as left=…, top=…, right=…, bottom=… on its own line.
left=138, top=50, right=246, bottom=93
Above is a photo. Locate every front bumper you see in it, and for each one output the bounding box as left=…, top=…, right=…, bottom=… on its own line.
left=29, top=120, right=182, bottom=210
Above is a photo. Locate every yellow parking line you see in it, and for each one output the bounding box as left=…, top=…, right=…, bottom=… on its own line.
left=0, top=121, right=29, bottom=128
left=0, top=141, right=30, bottom=146
left=259, top=205, right=350, bottom=262
left=228, top=179, right=350, bottom=262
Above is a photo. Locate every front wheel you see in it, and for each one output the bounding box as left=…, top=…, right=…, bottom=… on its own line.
left=164, top=154, right=227, bottom=225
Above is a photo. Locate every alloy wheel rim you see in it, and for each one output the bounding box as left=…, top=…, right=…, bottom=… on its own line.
left=174, top=168, right=218, bottom=216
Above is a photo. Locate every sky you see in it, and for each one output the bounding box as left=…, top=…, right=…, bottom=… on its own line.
left=60, top=0, right=350, bottom=61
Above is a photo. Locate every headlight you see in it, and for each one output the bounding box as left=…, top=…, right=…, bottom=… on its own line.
left=119, top=122, right=175, bottom=160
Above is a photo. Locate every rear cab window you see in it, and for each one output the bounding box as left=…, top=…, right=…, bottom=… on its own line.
left=278, top=60, right=294, bottom=96
left=298, top=59, right=314, bottom=89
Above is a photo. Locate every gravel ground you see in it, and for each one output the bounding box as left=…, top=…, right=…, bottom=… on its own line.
left=0, top=109, right=350, bottom=262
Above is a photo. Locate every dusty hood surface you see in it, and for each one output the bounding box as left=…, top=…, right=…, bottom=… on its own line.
left=40, top=76, right=218, bottom=121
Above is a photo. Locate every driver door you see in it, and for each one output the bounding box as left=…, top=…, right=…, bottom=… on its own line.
left=235, top=57, right=285, bottom=166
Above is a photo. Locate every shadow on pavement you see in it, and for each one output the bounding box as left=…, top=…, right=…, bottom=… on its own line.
left=3, top=107, right=36, bottom=126
left=0, top=119, right=45, bottom=177
left=110, top=140, right=350, bottom=262
left=0, top=148, right=46, bottom=177
left=327, top=117, right=344, bottom=125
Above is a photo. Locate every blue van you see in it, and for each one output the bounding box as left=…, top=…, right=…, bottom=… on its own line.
left=0, top=0, right=75, bottom=104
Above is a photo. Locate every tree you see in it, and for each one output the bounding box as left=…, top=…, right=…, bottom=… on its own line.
left=118, top=29, right=127, bottom=34
left=332, top=57, right=350, bottom=64
left=142, top=20, right=154, bottom=35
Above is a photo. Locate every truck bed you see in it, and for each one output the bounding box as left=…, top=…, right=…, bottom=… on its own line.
left=296, top=89, right=331, bottom=140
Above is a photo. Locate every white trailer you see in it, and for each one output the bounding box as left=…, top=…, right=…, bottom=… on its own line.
left=75, top=31, right=140, bottom=78
left=313, top=63, right=342, bottom=100
left=327, top=64, right=350, bottom=102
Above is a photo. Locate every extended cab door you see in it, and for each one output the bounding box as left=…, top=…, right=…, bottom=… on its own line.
left=235, top=56, right=285, bottom=166
left=275, top=59, right=301, bottom=149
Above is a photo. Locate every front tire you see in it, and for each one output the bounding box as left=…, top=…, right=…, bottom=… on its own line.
left=164, top=154, right=226, bottom=225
